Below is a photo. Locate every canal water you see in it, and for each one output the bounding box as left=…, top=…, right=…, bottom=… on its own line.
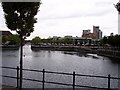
left=2, top=45, right=120, bottom=89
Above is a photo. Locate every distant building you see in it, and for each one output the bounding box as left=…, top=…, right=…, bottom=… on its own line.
left=0, top=31, right=13, bottom=44
left=93, top=26, right=102, bottom=40
left=52, top=36, right=59, bottom=40
left=82, top=29, right=93, bottom=39
left=98, top=30, right=102, bottom=39
left=83, top=29, right=91, bottom=35
left=49, top=36, right=61, bottom=40
left=82, top=26, right=102, bottom=40
left=0, top=31, right=12, bottom=37
left=64, top=35, right=73, bottom=39
left=93, top=26, right=99, bottom=39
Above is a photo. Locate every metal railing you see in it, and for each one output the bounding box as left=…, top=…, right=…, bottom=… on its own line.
left=1, top=66, right=120, bottom=90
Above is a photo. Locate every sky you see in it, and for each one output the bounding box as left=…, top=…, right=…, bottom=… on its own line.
left=0, top=0, right=119, bottom=40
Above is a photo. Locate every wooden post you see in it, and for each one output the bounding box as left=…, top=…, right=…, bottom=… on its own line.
left=43, top=69, right=45, bottom=90
left=108, top=74, right=111, bottom=90
left=73, top=71, right=75, bottom=90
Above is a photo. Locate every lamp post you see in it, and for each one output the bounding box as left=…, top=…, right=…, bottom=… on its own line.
left=115, top=0, right=120, bottom=34
left=114, top=1, right=120, bottom=89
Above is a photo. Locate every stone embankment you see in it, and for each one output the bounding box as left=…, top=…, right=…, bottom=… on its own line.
left=97, top=49, right=120, bottom=59
left=31, top=45, right=120, bottom=59
left=31, top=45, right=95, bottom=53
left=0, top=45, right=19, bottom=50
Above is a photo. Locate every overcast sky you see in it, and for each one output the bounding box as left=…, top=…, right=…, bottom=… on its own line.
left=0, top=0, right=119, bottom=40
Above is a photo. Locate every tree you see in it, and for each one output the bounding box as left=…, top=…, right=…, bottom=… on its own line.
left=2, top=35, right=9, bottom=44
left=9, top=34, right=20, bottom=45
left=102, top=36, right=107, bottom=45
left=2, top=2, right=41, bottom=89
left=113, top=35, right=120, bottom=47
left=101, top=34, right=120, bottom=48
left=115, top=1, right=120, bottom=13
left=31, top=36, right=41, bottom=44
left=63, top=38, right=73, bottom=44
left=108, top=36, right=114, bottom=46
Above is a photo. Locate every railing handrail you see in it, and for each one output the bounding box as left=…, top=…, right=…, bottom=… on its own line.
left=1, top=66, right=120, bottom=90
left=1, top=66, right=120, bottom=80
left=0, top=75, right=108, bottom=89
left=1, top=66, right=17, bottom=70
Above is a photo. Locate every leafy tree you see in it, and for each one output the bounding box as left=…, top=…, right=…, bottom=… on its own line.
left=108, top=36, right=114, bottom=46
left=99, top=39, right=103, bottom=46
left=63, top=38, right=73, bottom=44
left=102, top=36, right=107, bottom=45
left=2, top=35, right=9, bottom=44
left=115, top=1, right=120, bottom=13
left=32, top=36, right=41, bottom=44
left=101, top=34, right=120, bottom=48
left=1, top=34, right=20, bottom=45
left=41, top=38, right=48, bottom=43
left=2, top=2, right=41, bottom=89
left=79, top=40, right=83, bottom=45
left=9, top=34, right=20, bottom=45
left=113, top=35, right=120, bottom=47
left=83, top=38, right=88, bottom=45
left=94, top=40, right=99, bottom=45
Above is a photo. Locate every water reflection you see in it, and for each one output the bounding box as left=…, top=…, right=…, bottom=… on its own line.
left=63, top=51, right=99, bottom=59
left=31, top=48, right=103, bottom=60
left=2, top=45, right=120, bottom=88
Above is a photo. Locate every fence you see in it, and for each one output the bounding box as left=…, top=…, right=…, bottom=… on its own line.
left=1, top=66, right=120, bottom=90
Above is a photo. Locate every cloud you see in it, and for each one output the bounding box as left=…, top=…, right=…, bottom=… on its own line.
left=94, top=0, right=118, bottom=6
left=36, top=0, right=116, bottom=21
left=0, top=0, right=118, bottom=39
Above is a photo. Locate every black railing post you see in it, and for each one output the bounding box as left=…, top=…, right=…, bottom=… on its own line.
left=73, top=71, right=75, bottom=90
left=108, top=74, right=111, bottom=90
left=43, top=69, right=45, bottom=90
left=17, top=66, right=19, bottom=88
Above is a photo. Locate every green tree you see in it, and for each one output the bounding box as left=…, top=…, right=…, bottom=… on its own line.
left=9, top=34, right=20, bottom=45
left=2, top=35, right=9, bottom=44
left=32, top=36, right=41, bottom=44
left=84, top=38, right=88, bottom=45
left=2, top=2, right=41, bottom=89
left=94, top=40, right=99, bottom=45
left=63, top=38, right=73, bottom=44
left=101, top=34, right=120, bottom=47
left=102, top=36, right=107, bottom=45
left=113, top=35, right=120, bottom=47
left=108, top=36, right=114, bottom=46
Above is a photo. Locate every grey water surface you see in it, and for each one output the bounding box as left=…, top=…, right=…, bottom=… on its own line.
left=2, top=45, right=120, bottom=89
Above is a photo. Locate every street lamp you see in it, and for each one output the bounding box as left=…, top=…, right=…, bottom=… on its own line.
left=114, top=0, right=120, bottom=34
left=115, top=1, right=120, bottom=89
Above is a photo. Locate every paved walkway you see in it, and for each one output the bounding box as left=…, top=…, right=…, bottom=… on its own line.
left=1, top=87, right=108, bottom=90
left=1, top=85, right=118, bottom=90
